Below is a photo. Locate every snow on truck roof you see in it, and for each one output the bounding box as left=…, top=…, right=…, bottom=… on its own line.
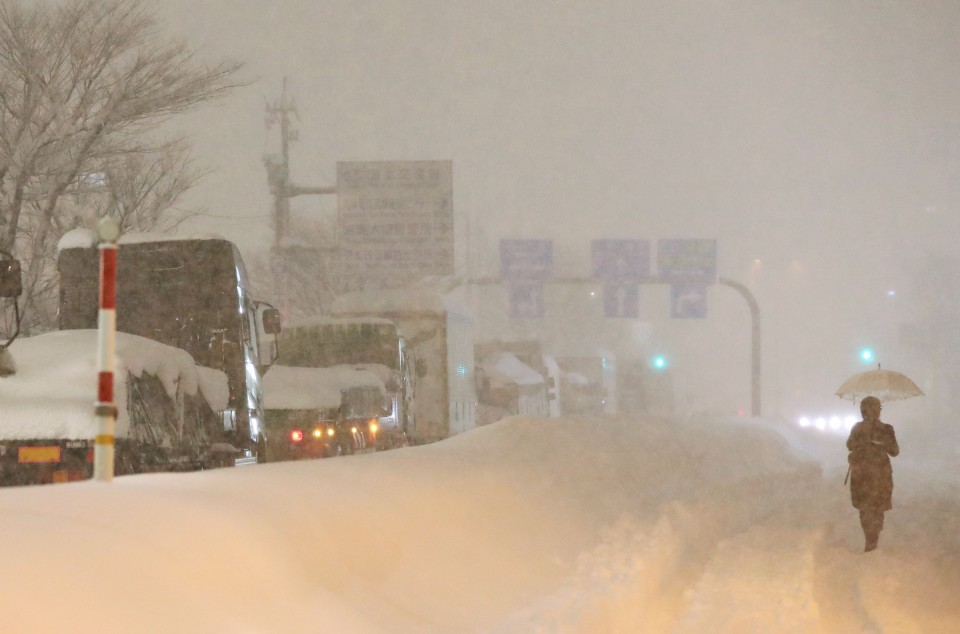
left=263, top=364, right=386, bottom=411
left=0, top=330, right=228, bottom=440
left=479, top=352, right=545, bottom=387
left=57, top=228, right=230, bottom=252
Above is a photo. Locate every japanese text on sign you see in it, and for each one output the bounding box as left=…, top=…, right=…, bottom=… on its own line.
left=500, top=239, right=554, bottom=281
left=337, top=161, right=454, bottom=282
left=657, top=239, right=717, bottom=282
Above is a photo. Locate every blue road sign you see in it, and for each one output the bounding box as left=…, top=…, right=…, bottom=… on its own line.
left=657, top=239, right=717, bottom=282
left=591, top=239, right=651, bottom=281
left=603, top=282, right=639, bottom=318
left=670, top=283, right=708, bottom=318
left=500, top=239, right=553, bottom=281
left=508, top=282, right=545, bottom=318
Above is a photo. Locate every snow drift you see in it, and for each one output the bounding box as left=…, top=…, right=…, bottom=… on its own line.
left=0, top=414, right=957, bottom=633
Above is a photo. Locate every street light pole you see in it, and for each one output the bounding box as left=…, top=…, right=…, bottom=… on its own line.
left=718, top=277, right=761, bottom=416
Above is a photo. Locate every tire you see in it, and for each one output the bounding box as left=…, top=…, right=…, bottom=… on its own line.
left=256, top=436, right=268, bottom=464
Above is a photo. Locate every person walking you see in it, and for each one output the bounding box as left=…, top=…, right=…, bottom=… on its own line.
left=846, top=395, right=899, bottom=552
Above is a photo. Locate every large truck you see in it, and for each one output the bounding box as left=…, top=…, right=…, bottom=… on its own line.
left=330, top=288, right=477, bottom=444
left=474, top=339, right=552, bottom=425
left=555, top=350, right=618, bottom=416
left=53, top=229, right=281, bottom=469
left=0, top=230, right=282, bottom=485
left=262, top=363, right=389, bottom=460
left=264, top=316, right=413, bottom=458
left=0, top=329, right=231, bottom=484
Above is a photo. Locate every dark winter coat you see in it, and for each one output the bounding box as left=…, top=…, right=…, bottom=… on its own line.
left=846, top=420, right=899, bottom=511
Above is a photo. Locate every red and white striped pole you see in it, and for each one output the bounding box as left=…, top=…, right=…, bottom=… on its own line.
left=94, top=218, right=121, bottom=482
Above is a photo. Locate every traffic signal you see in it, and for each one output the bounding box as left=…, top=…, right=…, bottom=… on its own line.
left=651, top=355, right=668, bottom=371
left=859, top=347, right=875, bottom=364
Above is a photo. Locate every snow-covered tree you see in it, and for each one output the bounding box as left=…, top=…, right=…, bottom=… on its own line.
left=0, top=0, right=243, bottom=334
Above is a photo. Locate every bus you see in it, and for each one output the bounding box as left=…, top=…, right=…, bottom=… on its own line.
left=57, top=232, right=281, bottom=467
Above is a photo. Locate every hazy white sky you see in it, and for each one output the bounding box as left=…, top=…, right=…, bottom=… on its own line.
left=154, top=1, right=960, bottom=419
left=160, top=1, right=960, bottom=246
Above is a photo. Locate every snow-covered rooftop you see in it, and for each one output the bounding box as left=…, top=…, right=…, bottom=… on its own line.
left=479, top=352, right=545, bottom=386
left=0, top=330, right=227, bottom=440
left=57, top=228, right=229, bottom=252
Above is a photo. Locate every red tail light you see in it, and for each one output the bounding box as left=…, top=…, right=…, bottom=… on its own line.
left=289, top=430, right=304, bottom=443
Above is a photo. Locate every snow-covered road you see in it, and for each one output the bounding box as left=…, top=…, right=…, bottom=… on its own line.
left=0, top=415, right=957, bottom=633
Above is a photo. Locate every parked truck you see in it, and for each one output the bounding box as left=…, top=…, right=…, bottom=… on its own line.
left=0, top=329, right=232, bottom=484
left=330, top=288, right=477, bottom=444
left=262, top=363, right=390, bottom=460
left=475, top=339, right=552, bottom=425
left=555, top=350, right=617, bottom=416
left=263, top=316, right=413, bottom=458
left=0, top=229, right=283, bottom=485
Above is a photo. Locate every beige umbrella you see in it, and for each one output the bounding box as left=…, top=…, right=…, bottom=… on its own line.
left=835, top=365, right=924, bottom=402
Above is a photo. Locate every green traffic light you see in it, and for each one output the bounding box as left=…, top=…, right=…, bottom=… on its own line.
left=860, top=348, right=874, bottom=363
left=652, top=355, right=667, bottom=370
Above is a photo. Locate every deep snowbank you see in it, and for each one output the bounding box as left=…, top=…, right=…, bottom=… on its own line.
left=0, top=415, right=957, bottom=633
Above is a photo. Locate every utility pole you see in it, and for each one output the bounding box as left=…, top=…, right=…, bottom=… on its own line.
left=264, top=77, right=298, bottom=250
left=264, top=78, right=338, bottom=246
left=264, top=78, right=297, bottom=317
left=263, top=79, right=337, bottom=317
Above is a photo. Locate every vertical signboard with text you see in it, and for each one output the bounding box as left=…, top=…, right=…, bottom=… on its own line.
left=337, top=161, right=454, bottom=288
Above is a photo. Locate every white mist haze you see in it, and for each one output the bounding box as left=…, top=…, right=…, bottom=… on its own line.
left=155, top=1, right=960, bottom=424
left=1, top=4, right=959, bottom=631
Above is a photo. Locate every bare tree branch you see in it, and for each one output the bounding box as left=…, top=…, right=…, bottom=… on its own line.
left=0, top=0, right=247, bottom=335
